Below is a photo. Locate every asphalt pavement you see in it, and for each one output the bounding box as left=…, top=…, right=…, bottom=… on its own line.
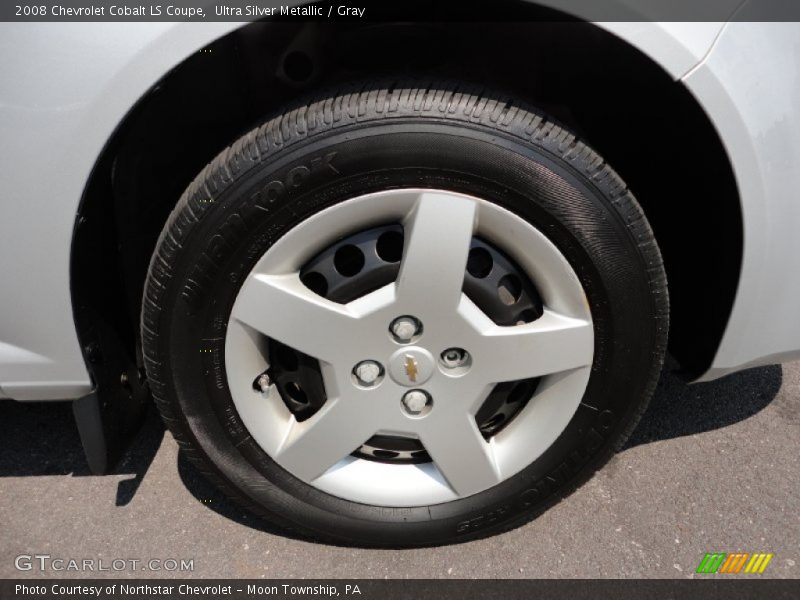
left=1, top=360, right=798, bottom=579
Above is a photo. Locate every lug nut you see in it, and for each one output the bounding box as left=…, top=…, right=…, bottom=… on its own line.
left=390, top=316, right=422, bottom=343
left=401, top=389, right=432, bottom=416
left=256, top=373, right=271, bottom=393
left=441, top=348, right=469, bottom=369
left=353, top=360, right=383, bottom=387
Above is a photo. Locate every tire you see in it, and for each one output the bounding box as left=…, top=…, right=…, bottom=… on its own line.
left=142, top=80, right=668, bottom=547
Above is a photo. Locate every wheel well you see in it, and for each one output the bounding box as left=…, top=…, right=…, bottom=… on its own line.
left=72, top=15, right=742, bottom=384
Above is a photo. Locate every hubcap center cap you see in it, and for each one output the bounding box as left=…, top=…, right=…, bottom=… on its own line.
left=388, top=347, right=435, bottom=386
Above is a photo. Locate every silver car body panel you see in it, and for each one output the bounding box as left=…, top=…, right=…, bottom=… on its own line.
left=0, top=18, right=797, bottom=399
left=680, top=22, right=800, bottom=380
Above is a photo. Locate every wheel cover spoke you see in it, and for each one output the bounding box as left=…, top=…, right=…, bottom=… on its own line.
left=396, top=191, right=477, bottom=312
left=232, top=273, right=392, bottom=364
left=420, top=414, right=501, bottom=496
left=273, top=395, right=379, bottom=482
left=461, top=299, right=594, bottom=382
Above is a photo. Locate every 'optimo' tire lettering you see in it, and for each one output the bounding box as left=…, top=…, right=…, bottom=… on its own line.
left=455, top=411, right=616, bottom=535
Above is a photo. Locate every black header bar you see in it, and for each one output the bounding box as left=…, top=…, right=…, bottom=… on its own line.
left=3, top=0, right=800, bottom=23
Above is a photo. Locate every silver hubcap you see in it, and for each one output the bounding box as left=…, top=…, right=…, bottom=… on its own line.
left=225, top=189, right=594, bottom=506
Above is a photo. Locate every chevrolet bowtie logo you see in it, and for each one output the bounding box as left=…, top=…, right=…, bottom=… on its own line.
left=404, top=355, right=419, bottom=382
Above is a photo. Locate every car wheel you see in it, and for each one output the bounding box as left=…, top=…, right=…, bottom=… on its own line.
left=142, top=80, right=668, bottom=546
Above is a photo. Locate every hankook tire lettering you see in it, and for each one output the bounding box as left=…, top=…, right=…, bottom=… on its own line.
left=181, top=152, right=339, bottom=309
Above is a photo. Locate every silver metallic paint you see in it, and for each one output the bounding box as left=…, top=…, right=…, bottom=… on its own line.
left=0, top=17, right=798, bottom=398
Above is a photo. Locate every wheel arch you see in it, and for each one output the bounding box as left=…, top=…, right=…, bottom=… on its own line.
left=70, top=11, right=743, bottom=444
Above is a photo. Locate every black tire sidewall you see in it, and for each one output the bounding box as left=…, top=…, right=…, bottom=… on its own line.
left=156, top=121, right=662, bottom=545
